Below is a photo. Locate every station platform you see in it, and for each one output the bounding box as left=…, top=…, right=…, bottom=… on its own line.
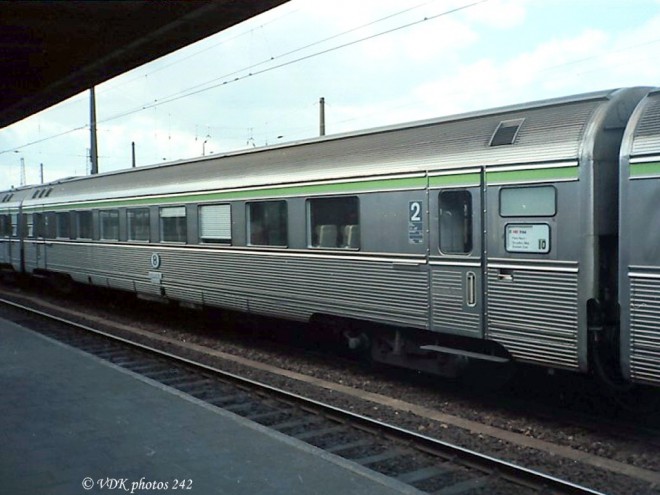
left=0, top=317, right=420, bottom=495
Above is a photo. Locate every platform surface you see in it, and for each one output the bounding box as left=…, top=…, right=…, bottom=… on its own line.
left=0, top=316, right=420, bottom=495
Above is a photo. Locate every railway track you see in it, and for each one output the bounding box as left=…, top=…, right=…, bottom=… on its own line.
left=1, top=296, right=606, bottom=495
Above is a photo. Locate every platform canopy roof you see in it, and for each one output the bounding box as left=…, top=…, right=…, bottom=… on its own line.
left=0, top=0, right=288, bottom=129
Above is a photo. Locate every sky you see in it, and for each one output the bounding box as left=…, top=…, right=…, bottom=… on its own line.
left=1, top=0, right=660, bottom=188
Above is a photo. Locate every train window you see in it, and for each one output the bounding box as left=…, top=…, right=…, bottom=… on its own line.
left=33, top=213, right=44, bottom=238
left=23, top=214, right=34, bottom=238
left=45, top=213, right=56, bottom=238
left=0, top=215, right=10, bottom=236
left=10, top=213, right=18, bottom=237
left=128, top=208, right=150, bottom=242
left=248, top=201, right=287, bottom=246
left=100, top=210, right=119, bottom=241
left=500, top=186, right=556, bottom=217
left=77, top=211, right=93, bottom=239
left=199, top=204, right=231, bottom=244
left=56, top=212, right=70, bottom=238
left=160, top=206, right=187, bottom=243
left=308, top=196, right=359, bottom=249
left=439, top=190, right=472, bottom=254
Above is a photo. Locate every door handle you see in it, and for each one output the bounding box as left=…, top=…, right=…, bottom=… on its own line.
left=466, top=271, right=476, bottom=307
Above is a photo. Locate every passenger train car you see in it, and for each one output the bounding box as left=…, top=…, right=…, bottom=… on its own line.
left=619, top=88, right=660, bottom=387
left=1, top=87, right=659, bottom=387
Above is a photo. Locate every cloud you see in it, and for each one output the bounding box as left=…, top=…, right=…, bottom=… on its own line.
left=505, top=29, right=610, bottom=89
left=3, top=0, right=660, bottom=185
left=296, top=0, right=481, bottom=63
left=404, top=4, right=660, bottom=122
left=412, top=59, right=502, bottom=115
left=465, top=0, right=528, bottom=29
left=0, top=96, right=90, bottom=184
left=385, top=15, right=478, bottom=63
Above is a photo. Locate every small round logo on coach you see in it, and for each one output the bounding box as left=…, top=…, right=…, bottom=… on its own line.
left=150, top=253, right=161, bottom=269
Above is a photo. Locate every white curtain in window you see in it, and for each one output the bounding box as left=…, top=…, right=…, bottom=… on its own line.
left=199, top=204, right=231, bottom=240
left=160, top=206, right=186, bottom=218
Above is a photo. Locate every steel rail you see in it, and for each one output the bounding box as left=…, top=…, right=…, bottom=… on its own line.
left=0, top=296, right=606, bottom=495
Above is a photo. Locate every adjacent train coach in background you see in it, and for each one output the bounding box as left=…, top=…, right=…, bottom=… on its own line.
left=619, top=88, right=660, bottom=387
left=1, top=87, right=658, bottom=389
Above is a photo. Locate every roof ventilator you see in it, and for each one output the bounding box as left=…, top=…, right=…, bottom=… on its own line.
left=490, top=118, right=525, bottom=146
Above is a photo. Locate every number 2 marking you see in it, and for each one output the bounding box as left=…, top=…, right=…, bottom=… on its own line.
left=410, top=201, right=422, bottom=222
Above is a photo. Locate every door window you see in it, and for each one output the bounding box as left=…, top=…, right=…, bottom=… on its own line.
left=439, top=190, right=472, bottom=254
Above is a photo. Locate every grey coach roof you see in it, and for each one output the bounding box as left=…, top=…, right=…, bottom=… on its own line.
left=8, top=87, right=651, bottom=205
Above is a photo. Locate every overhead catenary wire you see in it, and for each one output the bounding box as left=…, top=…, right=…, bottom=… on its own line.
left=0, top=0, right=486, bottom=157
left=98, top=5, right=305, bottom=96
left=2, top=0, right=444, bottom=156
left=145, top=0, right=445, bottom=105
left=3, top=1, right=659, bottom=161
left=99, top=1, right=489, bottom=124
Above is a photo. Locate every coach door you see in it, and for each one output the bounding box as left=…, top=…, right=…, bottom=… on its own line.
left=24, top=210, right=45, bottom=273
left=0, top=208, right=11, bottom=265
left=429, top=171, right=484, bottom=338
left=34, top=210, right=48, bottom=271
